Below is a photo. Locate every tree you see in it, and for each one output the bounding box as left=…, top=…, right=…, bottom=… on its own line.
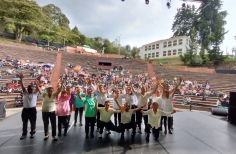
left=186, top=27, right=198, bottom=65
left=130, top=46, right=139, bottom=58
left=42, top=4, right=70, bottom=28
left=172, top=4, right=197, bottom=37
left=71, top=26, right=81, bottom=35
left=179, top=52, right=189, bottom=65
left=198, top=0, right=227, bottom=62
left=125, top=44, right=131, bottom=52
left=0, top=0, right=49, bottom=41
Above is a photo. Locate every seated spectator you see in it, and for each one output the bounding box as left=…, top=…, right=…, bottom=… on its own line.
left=183, top=96, right=187, bottom=105
left=187, top=96, right=191, bottom=104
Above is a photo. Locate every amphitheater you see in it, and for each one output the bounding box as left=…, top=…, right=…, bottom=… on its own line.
left=0, top=41, right=236, bottom=112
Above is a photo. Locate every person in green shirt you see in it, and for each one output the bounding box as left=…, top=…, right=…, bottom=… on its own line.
left=73, top=86, right=85, bottom=126
left=84, top=90, right=97, bottom=138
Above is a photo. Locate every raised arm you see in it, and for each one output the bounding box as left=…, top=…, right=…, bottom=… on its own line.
left=171, top=77, right=182, bottom=97
left=34, top=79, right=41, bottom=94
left=114, top=96, right=122, bottom=110
left=19, top=73, right=26, bottom=93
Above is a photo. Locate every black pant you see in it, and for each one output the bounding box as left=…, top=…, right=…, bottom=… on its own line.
left=74, top=107, right=83, bottom=124
left=96, top=104, right=104, bottom=129
left=136, top=109, right=148, bottom=130
left=117, top=122, right=136, bottom=135
left=21, top=107, right=37, bottom=135
left=42, top=111, right=56, bottom=137
left=58, top=116, right=69, bottom=135
left=114, top=113, right=121, bottom=126
left=131, top=105, right=137, bottom=122
left=99, top=121, right=117, bottom=134
left=146, top=124, right=160, bottom=139
left=161, top=116, right=173, bottom=131
left=85, top=117, right=96, bottom=135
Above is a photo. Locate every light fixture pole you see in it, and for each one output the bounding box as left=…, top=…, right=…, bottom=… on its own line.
left=118, top=34, right=121, bottom=55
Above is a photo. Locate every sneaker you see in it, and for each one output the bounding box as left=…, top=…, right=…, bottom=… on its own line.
left=131, top=134, right=135, bottom=141
left=169, top=130, right=173, bottom=134
left=90, top=134, right=94, bottom=138
left=146, top=135, right=149, bottom=142
left=20, top=135, right=26, bottom=140
left=99, top=134, right=102, bottom=138
left=44, top=135, right=49, bottom=140
left=107, top=130, right=111, bottom=134
left=139, top=129, right=142, bottom=134
left=30, top=134, right=35, bottom=138
left=53, top=136, right=58, bottom=141
left=120, top=133, right=124, bottom=139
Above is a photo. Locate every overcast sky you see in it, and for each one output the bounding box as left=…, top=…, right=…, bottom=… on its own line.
left=36, top=0, right=235, bottom=54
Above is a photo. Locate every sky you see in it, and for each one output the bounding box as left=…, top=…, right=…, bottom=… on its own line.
left=35, top=0, right=235, bottom=55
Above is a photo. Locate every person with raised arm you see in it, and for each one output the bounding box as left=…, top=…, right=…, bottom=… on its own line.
left=161, top=77, right=182, bottom=134
left=130, top=78, right=159, bottom=134
left=84, top=89, right=97, bottom=138
left=141, top=102, right=177, bottom=142
left=96, top=100, right=122, bottom=138
left=55, top=83, right=71, bottom=137
left=19, top=73, right=41, bottom=140
left=114, top=96, right=141, bottom=141
left=73, top=86, right=85, bottom=126
left=41, top=83, right=61, bottom=141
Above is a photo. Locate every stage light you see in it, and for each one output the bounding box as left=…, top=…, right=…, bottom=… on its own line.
left=167, top=2, right=171, bottom=9
left=145, top=0, right=149, bottom=5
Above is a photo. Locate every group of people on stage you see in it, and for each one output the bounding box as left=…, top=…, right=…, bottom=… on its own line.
left=18, top=72, right=182, bottom=142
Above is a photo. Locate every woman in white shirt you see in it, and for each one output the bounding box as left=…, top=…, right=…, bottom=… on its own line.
left=141, top=102, right=176, bottom=142
left=42, top=85, right=60, bottom=141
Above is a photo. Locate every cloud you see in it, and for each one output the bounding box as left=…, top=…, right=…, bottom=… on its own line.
left=36, top=0, right=235, bottom=53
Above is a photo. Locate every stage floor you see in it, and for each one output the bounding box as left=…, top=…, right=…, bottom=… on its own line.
left=0, top=111, right=235, bottom=154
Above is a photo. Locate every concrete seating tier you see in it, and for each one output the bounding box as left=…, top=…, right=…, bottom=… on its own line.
left=153, top=65, right=236, bottom=110
left=0, top=44, right=56, bottom=107
left=60, top=53, right=148, bottom=75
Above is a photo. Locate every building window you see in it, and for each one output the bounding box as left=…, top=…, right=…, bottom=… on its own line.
left=173, top=40, right=177, bottom=46
left=173, top=49, right=177, bottom=55
left=178, top=48, right=182, bottom=55
left=152, top=53, right=155, bottom=58
left=148, top=53, right=151, bottom=58
left=156, top=44, right=159, bottom=49
left=168, top=50, right=171, bottom=56
left=144, top=54, right=147, bottom=58
left=163, top=42, right=167, bottom=48
left=156, top=52, right=159, bottom=57
left=168, top=41, right=172, bottom=47
left=179, top=39, right=183, bottom=45
left=145, top=46, right=147, bottom=51
left=163, top=51, right=166, bottom=56
left=148, top=45, right=151, bottom=50
left=152, top=45, right=155, bottom=50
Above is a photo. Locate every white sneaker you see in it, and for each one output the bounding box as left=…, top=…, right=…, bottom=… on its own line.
left=107, top=130, right=111, bottom=134
left=99, top=134, right=102, bottom=138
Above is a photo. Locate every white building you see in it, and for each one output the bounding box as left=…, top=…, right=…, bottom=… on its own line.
left=138, top=36, right=189, bottom=59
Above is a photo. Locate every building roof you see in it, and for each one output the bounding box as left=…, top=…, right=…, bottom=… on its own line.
left=141, top=36, right=187, bottom=47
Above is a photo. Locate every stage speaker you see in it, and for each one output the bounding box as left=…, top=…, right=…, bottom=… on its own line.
left=228, top=92, right=236, bottom=124
left=211, top=108, right=228, bottom=116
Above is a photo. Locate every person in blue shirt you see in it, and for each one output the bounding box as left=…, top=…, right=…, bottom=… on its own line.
left=73, top=86, right=85, bottom=126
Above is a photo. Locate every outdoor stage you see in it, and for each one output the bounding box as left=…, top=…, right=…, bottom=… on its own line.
left=0, top=111, right=235, bottom=154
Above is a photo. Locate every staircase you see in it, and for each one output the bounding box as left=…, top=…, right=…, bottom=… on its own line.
left=51, top=52, right=62, bottom=89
